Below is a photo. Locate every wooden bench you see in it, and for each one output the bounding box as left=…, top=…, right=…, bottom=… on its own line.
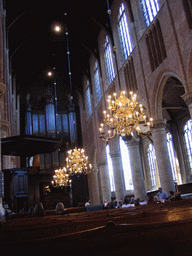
left=1, top=218, right=192, bottom=255
left=1, top=199, right=192, bottom=243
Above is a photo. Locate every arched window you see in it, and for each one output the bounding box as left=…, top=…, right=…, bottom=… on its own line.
left=29, top=157, right=34, bottom=167
left=94, top=61, right=102, bottom=104
left=167, top=132, right=179, bottom=182
left=106, top=144, right=115, bottom=192
left=119, top=137, right=133, bottom=190
left=118, top=2, right=132, bottom=60
left=184, top=119, right=192, bottom=173
left=85, top=80, right=92, bottom=118
left=147, top=143, right=157, bottom=186
left=141, top=0, right=159, bottom=26
left=104, top=35, right=115, bottom=84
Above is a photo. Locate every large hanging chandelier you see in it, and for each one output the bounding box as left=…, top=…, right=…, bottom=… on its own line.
left=99, top=91, right=153, bottom=141
left=51, top=167, right=72, bottom=187
left=66, top=147, right=92, bottom=175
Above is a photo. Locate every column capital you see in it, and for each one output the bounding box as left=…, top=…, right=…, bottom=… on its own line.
left=0, top=82, right=6, bottom=100
left=110, top=153, right=121, bottom=158
left=123, top=137, right=140, bottom=147
left=152, top=119, right=167, bottom=129
left=91, top=169, right=98, bottom=174
left=98, top=161, right=107, bottom=167
left=181, top=91, right=192, bottom=108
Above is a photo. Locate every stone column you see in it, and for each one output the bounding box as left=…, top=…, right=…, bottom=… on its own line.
left=109, top=136, right=125, bottom=202
left=151, top=119, right=175, bottom=193
left=97, top=143, right=111, bottom=203
left=99, top=161, right=111, bottom=203
left=88, top=169, right=100, bottom=205
left=0, top=82, right=6, bottom=205
left=124, top=136, right=146, bottom=201
left=182, top=91, right=192, bottom=118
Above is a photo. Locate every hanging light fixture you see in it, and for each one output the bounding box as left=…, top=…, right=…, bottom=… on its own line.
left=66, top=147, right=92, bottom=175
left=99, top=90, right=153, bottom=142
left=51, top=167, right=72, bottom=187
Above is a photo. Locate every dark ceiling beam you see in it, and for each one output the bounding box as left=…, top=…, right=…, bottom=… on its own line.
left=81, top=43, right=104, bottom=80
left=82, top=44, right=98, bottom=59
left=91, top=16, right=111, bottom=36
left=172, top=84, right=184, bottom=87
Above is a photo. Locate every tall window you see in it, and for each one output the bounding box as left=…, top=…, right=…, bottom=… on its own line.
left=104, top=35, right=115, bottom=84
left=167, top=132, right=178, bottom=182
left=148, top=143, right=157, bottom=186
left=85, top=81, right=92, bottom=118
left=118, top=2, right=132, bottom=60
left=106, top=144, right=115, bottom=192
left=184, top=119, right=192, bottom=173
left=141, top=0, right=159, bottom=26
left=182, top=0, right=192, bottom=29
left=145, top=20, right=167, bottom=72
left=119, top=137, right=133, bottom=190
left=94, top=61, right=102, bottom=104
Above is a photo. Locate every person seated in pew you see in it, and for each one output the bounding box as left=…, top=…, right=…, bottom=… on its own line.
left=167, top=191, right=182, bottom=201
left=0, top=203, right=5, bottom=225
left=85, top=200, right=91, bottom=207
left=55, top=202, right=66, bottom=215
left=123, top=196, right=130, bottom=205
left=156, top=187, right=168, bottom=202
left=27, top=207, right=34, bottom=217
left=147, top=195, right=157, bottom=205
left=103, top=200, right=108, bottom=209
left=117, top=200, right=123, bottom=208
left=108, top=201, right=115, bottom=209
left=33, top=202, right=46, bottom=217
left=134, top=198, right=140, bottom=206
left=113, top=200, right=118, bottom=208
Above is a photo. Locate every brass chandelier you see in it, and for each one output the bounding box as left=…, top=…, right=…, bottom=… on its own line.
left=52, top=167, right=72, bottom=187
left=99, top=90, right=153, bottom=141
left=66, top=147, right=92, bottom=175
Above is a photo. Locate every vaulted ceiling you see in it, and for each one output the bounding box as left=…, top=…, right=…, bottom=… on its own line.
left=5, top=1, right=190, bottom=123
left=5, top=0, right=113, bottom=106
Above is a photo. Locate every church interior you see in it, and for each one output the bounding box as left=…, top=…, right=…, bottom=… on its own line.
left=1, top=0, right=192, bottom=254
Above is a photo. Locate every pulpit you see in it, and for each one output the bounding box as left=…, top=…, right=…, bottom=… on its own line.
left=3, top=168, right=28, bottom=213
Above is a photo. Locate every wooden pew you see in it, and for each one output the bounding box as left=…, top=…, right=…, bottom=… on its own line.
left=1, top=198, right=192, bottom=253
left=1, top=218, right=192, bottom=255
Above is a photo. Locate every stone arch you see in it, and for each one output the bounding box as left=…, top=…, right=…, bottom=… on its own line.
left=154, top=72, right=183, bottom=120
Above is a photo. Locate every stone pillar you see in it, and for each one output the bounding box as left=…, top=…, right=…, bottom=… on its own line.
left=0, top=82, right=6, bottom=205
left=88, top=170, right=100, bottom=205
left=124, top=136, right=146, bottom=201
left=182, top=91, right=192, bottom=118
left=99, top=161, right=111, bottom=203
left=109, top=136, right=125, bottom=202
left=151, top=119, right=175, bottom=193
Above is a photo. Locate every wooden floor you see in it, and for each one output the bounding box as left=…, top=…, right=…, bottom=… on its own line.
left=1, top=199, right=192, bottom=255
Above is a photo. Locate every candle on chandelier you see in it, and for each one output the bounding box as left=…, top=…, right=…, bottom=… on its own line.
left=99, top=123, right=104, bottom=133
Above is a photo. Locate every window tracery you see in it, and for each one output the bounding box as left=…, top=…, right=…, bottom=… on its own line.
left=104, top=35, right=115, bottom=84
left=118, top=2, right=132, bottom=60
